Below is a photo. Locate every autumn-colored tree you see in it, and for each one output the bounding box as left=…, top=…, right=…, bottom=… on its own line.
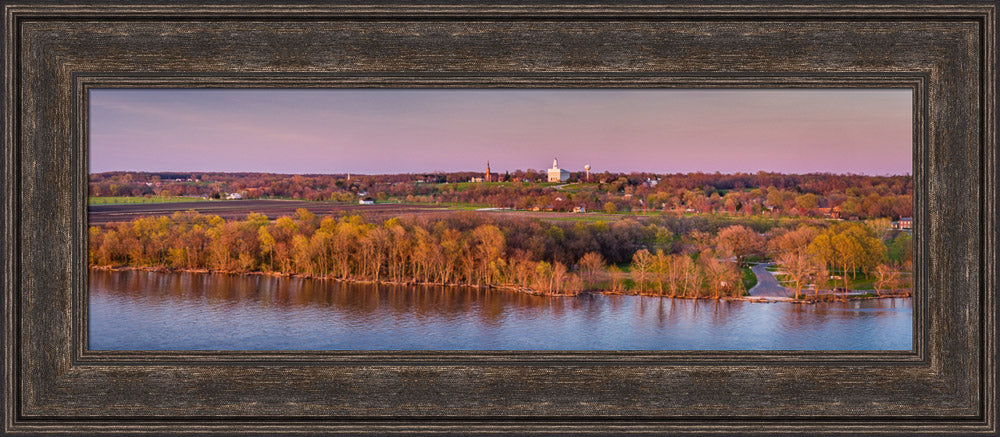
left=361, top=226, right=391, bottom=281
left=813, top=263, right=830, bottom=300
left=309, top=226, right=334, bottom=276
left=330, top=217, right=362, bottom=279
left=874, top=263, right=901, bottom=296
left=88, top=226, right=103, bottom=265
left=794, top=193, right=819, bottom=211
left=268, top=216, right=299, bottom=273
left=384, top=218, right=411, bottom=282
left=551, top=262, right=569, bottom=295
left=688, top=230, right=715, bottom=254
left=87, top=193, right=906, bottom=299
left=767, top=225, right=819, bottom=258
left=534, top=261, right=553, bottom=293
left=563, top=273, right=585, bottom=296
left=701, top=254, right=741, bottom=299
left=631, top=249, right=654, bottom=293
left=437, top=225, right=463, bottom=284
left=92, top=170, right=914, bottom=220
left=472, top=224, right=506, bottom=285
left=294, top=208, right=318, bottom=237
left=839, top=223, right=886, bottom=279
left=887, top=232, right=913, bottom=269
left=678, top=255, right=703, bottom=298
left=715, top=225, right=764, bottom=266
left=664, top=254, right=685, bottom=297
left=258, top=227, right=276, bottom=271
left=291, top=234, right=313, bottom=274
left=652, top=250, right=671, bottom=295
left=777, top=250, right=824, bottom=299
left=867, top=217, right=893, bottom=242
left=578, top=252, right=605, bottom=288
left=608, top=265, right=625, bottom=293
left=808, top=222, right=886, bottom=293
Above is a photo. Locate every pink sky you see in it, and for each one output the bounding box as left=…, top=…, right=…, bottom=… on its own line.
left=90, top=89, right=912, bottom=175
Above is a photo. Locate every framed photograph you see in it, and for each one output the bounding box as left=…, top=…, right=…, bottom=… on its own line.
left=2, top=1, right=997, bottom=435
left=84, top=88, right=916, bottom=352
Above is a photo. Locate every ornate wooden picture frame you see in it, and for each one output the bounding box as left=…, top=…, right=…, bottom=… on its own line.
left=2, top=1, right=997, bottom=434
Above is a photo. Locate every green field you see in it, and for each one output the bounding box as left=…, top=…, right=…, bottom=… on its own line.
left=742, top=266, right=758, bottom=291
left=773, top=267, right=877, bottom=291
left=553, top=182, right=600, bottom=192
left=430, top=202, right=494, bottom=210
left=89, top=196, right=208, bottom=205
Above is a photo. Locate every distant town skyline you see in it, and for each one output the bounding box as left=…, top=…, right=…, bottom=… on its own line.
left=90, top=89, right=912, bottom=176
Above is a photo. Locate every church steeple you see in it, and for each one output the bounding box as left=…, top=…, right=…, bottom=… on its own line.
left=552, top=157, right=559, bottom=169
left=486, top=161, right=491, bottom=182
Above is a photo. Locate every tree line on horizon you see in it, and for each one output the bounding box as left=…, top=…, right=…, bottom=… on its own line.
left=89, top=209, right=913, bottom=298
left=89, top=171, right=913, bottom=220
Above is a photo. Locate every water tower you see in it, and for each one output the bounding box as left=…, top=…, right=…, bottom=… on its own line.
left=584, top=164, right=591, bottom=182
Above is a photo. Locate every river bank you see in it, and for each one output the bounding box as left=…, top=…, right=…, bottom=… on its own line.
left=90, top=267, right=914, bottom=350
left=88, top=264, right=911, bottom=303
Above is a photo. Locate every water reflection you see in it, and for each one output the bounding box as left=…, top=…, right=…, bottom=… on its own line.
left=89, top=269, right=913, bottom=351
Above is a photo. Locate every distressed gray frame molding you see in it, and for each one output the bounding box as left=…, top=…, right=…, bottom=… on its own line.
left=1, top=2, right=997, bottom=435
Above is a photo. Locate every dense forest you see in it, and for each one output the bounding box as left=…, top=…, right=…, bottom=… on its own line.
left=90, top=171, right=913, bottom=220
left=89, top=209, right=913, bottom=299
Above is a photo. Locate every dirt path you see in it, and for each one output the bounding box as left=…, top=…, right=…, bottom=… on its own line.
left=748, top=263, right=794, bottom=298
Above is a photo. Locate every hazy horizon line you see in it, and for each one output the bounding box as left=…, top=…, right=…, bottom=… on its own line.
left=90, top=169, right=914, bottom=177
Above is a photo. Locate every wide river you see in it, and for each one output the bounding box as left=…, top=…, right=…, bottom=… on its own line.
left=89, top=269, right=913, bottom=351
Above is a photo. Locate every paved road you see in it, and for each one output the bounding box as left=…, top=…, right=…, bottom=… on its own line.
left=748, top=263, right=794, bottom=298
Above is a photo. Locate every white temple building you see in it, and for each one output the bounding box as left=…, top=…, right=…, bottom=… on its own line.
left=547, top=158, right=571, bottom=182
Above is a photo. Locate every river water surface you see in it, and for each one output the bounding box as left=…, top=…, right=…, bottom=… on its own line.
left=89, top=269, right=913, bottom=350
